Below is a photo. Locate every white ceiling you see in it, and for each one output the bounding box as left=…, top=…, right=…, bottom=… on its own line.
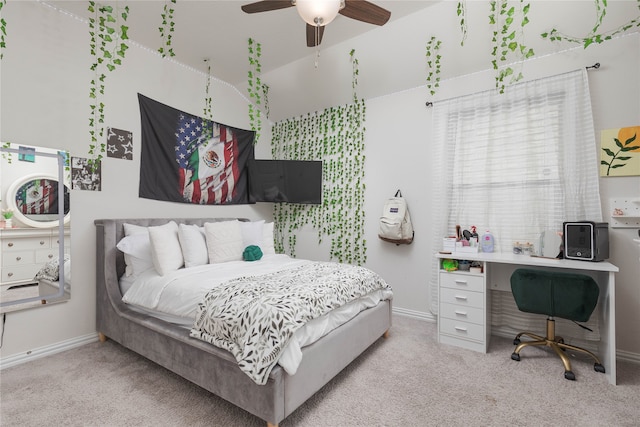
left=47, top=1, right=438, bottom=87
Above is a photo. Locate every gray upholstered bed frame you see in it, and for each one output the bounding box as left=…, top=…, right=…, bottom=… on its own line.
left=95, top=218, right=392, bottom=427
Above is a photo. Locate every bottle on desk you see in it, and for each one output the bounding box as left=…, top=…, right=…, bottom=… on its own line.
left=481, top=230, right=494, bottom=253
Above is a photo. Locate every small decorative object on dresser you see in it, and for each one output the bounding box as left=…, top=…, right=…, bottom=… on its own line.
left=2, top=209, right=13, bottom=228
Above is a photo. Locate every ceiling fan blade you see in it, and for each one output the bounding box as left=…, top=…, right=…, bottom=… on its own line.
left=306, top=24, right=325, bottom=47
left=241, top=1, right=294, bottom=14
left=339, top=0, right=391, bottom=26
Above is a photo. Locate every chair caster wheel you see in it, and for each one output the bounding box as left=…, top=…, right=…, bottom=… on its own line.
left=511, top=352, right=521, bottom=361
left=513, top=338, right=521, bottom=345
left=594, top=363, right=605, bottom=373
left=564, top=371, right=576, bottom=381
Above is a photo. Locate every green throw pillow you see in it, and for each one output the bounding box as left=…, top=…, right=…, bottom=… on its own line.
left=243, top=245, right=263, bottom=261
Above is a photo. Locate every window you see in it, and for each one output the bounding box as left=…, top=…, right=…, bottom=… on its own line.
left=430, top=69, right=602, bottom=312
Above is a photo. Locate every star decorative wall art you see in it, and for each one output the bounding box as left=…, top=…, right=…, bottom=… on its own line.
left=106, top=127, right=134, bottom=160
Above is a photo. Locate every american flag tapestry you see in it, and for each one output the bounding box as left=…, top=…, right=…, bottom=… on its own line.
left=138, top=94, right=255, bottom=205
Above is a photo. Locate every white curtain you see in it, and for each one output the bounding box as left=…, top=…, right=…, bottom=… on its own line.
left=430, top=69, right=602, bottom=315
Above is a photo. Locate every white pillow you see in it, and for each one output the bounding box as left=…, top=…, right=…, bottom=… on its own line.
left=204, top=220, right=244, bottom=263
left=148, top=221, right=184, bottom=276
left=119, top=224, right=153, bottom=277
left=262, top=222, right=276, bottom=255
left=178, top=224, right=208, bottom=268
left=240, top=220, right=265, bottom=247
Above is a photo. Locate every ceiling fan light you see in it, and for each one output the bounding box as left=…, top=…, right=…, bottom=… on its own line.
left=296, top=0, right=342, bottom=26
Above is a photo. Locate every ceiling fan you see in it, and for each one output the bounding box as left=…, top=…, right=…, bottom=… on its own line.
left=241, top=0, right=391, bottom=47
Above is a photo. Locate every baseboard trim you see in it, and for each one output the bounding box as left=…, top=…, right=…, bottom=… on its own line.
left=0, top=333, right=100, bottom=370
left=1, top=318, right=637, bottom=370
left=393, top=307, right=437, bottom=323
left=491, top=326, right=640, bottom=365
left=615, top=348, right=640, bottom=364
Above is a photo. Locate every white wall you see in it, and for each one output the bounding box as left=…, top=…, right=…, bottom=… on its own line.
left=0, top=2, right=272, bottom=359
left=1, top=1, right=638, bottom=362
left=265, top=1, right=640, bottom=356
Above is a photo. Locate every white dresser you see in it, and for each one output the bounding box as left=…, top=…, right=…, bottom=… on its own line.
left=437, top=262, right=490, bottom=353
left=0, top=227, right=70, bottom=291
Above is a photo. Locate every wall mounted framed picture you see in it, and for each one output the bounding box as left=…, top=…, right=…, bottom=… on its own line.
left=71, top=157, right=102, bottom=191
left=600, top=125, right=640, bottom=177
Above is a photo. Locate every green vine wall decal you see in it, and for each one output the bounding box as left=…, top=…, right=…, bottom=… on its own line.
left=202, top=59, right=213, bottom=140
left=0, top=0, right=7, bottom=60
left=271, top=51, right=367, bottom=265
left=247, top=38, right=262, bottom=144
left=425, top=36, right=442, bottom=96
left=489, top=0, right=534, bottom=94
left=88, top=1, right=129, bottom=164
left=1, top=141, right=12, bottom=163
left=541, top=0, right=640, bottom=48
left=457, top=1, right=468, bottom=46
left=271, top=100, right=367, bottom=265
left=350, top=49, right=359, bottom=103
left=262, top=83, right=270, bottom=120
left=158, top=0, right=176, bottom=57
left=203, top=59, right=213, bottom=120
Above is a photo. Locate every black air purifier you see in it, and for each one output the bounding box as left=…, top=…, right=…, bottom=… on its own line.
left=563, top=221, right=609, bottom=262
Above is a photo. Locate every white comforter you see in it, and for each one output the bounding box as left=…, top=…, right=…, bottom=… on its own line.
left=121, top=254, right=392, bottom=375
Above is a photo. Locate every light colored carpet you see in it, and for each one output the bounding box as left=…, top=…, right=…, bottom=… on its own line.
left=1, top=315, right=639, bottom=426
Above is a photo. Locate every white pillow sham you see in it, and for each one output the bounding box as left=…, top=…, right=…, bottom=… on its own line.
left=119, top=223, right=153, bottom=277
left=240, top=220, right=265, bottom=247
left=204, top=220, right=244, bottom=263
left=178, top=224, right=208, bottom=267
left=148, top=221, right=184, bottom=276
left=262, top=222, right=276, bottom=255
left=118, top=220, right=274, bottom=275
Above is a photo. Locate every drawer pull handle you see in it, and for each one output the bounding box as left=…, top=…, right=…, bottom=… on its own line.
left=454, top=310, right=468, bottom=317
left=8, top=272, right=13, bottom=277
left=15, top=256, right=22, bottom=261
left=8, top=242, right=13, bottom=247
left=40, top=241, right=46, bottom=245
left=48, top=254, right=54, bottom=259
left=454, top=326, right=468, bottom=332
left=454, top=295, right=467, bottom=301
left=454, top=280, right=468, bottom=285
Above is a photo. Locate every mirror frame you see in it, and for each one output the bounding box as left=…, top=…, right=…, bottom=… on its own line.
left=1, top=145, right=70, bottom=310
left=6, top=173, right=71, bottom=229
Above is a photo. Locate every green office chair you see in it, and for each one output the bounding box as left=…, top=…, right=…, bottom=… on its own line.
left=510, top=268, right=605, bottom=381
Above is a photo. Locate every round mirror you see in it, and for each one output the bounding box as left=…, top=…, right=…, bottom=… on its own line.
left=6, top=173, right=70, bottom=228
left=540, top=229, right=562, bottom=258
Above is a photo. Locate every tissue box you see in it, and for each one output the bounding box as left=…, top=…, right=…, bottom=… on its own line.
left=443, top=237, right=457, bottom=251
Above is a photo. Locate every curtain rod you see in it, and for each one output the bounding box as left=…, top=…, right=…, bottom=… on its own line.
left=425, top=62, right=601, bottom=108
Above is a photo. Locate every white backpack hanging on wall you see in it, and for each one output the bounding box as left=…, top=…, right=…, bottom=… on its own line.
left=378, top=190, right=414, bottom=245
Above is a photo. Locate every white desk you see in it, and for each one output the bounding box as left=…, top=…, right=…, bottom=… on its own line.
left=435, top=252, right=619, bottom=385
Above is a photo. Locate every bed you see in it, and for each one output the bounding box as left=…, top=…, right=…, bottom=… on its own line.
left=95, top=218, right=393, bottom=427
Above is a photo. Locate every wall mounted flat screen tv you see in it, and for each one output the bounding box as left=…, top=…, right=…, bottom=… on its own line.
left=248, top=159, right=322, bottom=204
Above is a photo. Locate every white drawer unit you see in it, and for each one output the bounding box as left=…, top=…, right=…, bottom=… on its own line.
left=438, top=266, right=490, bottom=353
left=0, top=228, right=70, bottom=290
left=440, top=273, right=484, bottom=293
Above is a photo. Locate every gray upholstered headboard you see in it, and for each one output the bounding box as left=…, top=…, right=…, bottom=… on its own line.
left=99, top=218, right=248, bottom=280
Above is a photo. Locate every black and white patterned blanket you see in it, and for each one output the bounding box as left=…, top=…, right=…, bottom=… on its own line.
left=190, top=262, right=391, bottom=385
